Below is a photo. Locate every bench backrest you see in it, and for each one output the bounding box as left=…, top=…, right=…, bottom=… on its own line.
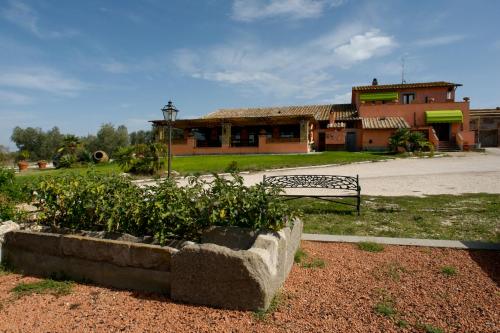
left=263, top=175, right=359, bottom=191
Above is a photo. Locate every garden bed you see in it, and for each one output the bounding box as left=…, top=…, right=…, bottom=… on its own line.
left=0, top=241, right=497, bottom=332
left=1, top=219, right=302, bottom=311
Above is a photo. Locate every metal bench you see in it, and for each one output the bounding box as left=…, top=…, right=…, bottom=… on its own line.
left=263, top=174, right=361, bottom=215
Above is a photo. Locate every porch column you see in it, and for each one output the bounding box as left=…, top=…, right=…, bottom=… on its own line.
left=221, top=123, right=231, bottom=148
left=154, top=124, right=165, bottom=143
left=299, top=120, right=309, bottom=143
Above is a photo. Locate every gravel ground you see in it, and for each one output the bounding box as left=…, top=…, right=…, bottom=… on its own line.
left=1, top=241, right=498, bottom=332
left=240, top=149, right=500, bottom=196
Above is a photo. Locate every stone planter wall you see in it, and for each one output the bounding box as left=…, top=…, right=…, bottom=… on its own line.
left=0, top=219, right=302, bottom=311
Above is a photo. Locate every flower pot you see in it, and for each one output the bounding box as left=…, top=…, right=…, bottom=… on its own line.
left=37, top=161, right=48, bottom=169
left=18, top=161, right=29, bottom=171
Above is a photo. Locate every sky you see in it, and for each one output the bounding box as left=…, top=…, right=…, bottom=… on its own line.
left=1, top=0, right=499, bottom=150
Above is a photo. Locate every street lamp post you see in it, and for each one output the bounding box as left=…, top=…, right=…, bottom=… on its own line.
left=161, top=100, right=179, bottom=178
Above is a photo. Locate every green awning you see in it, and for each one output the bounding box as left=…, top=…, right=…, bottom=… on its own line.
left=425, top=110, right=463, bottom=123
left=360, top=92, right=398, bottom=102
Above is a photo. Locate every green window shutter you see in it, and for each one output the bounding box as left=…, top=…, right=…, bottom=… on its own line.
left=425, top=110, right=463, bottom=123
left=359, top=92, right=399, bottom=102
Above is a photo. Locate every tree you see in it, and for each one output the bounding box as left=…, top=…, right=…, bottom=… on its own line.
left=84, top=123, right=129, bottom=157
left=10, top=126, right=63, bottom=160
left=129, top=130, right=153, bottom=145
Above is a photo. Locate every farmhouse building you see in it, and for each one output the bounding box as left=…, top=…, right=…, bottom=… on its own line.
left=150, top=80, right=475, bottom=154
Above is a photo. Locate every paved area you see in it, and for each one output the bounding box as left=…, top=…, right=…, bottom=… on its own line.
left=241, top=148, right=500, bottom=196
left=302, top=233, right=500, bottom=250
left=136, top=148, right=500, bottom=196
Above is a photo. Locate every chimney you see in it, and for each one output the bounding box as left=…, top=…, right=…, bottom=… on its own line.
left=372, top=78, right=378, bottom=86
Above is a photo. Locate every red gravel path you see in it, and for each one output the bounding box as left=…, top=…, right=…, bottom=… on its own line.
left=1, top=241, right=498, bottom=332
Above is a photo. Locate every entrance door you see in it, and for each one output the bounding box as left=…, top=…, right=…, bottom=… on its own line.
left=346, top=132, right=357, bottom=152
left=432, top=123, right=451, bottom=141
left=318, top=132, right=326, bottom=151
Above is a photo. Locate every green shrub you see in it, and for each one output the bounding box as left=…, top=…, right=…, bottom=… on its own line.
left=374, top=300, right=396, bottom=317
left=115, top=143, right=167, bottom=175
left=0, top=193, right=15, bottom=221
left=0, top=167, right=15, bottom=187
left=34, top=172, right=296, bottom=243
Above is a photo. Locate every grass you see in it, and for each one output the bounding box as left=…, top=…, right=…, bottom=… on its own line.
left=253, top=291, right=285, bottom=321
left=171, top=151, right=391, bottom=175
left=373, top=262, right=407, bottom=281
left=374, top=301, right=397, bottom=317
left=12, top=279, right=73, bottom=297
left=293, top=248, right=326, bottom=269
left=358, top=241, right=384, bottom=252
left=440, top=266, right=458, bottom=276
left=15, top=151, right=391, bottom=181
left=295, top=193, right=500, bottom=243
left=421, top=324, right=444, bottom=333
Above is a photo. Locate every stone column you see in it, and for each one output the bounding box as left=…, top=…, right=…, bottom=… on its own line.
left=221, top=123, right=231, bottom=147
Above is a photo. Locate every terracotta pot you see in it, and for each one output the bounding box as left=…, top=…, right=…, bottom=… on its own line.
left=18, top=161, right=29, bottom=171
left=37, top=161, right=48, bottom=169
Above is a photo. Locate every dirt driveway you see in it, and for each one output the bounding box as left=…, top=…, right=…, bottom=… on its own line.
left=242, top=148, right=500, bottom=196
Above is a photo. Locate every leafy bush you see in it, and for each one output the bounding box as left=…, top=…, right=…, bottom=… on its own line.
left=35, top=172, right=295, bottom=243
left=115, top=143, right=167, bottom=175
left=0, top=193, right=15, bottom=221
left=0, top=167, right=15, bottom=188
left=389, top=129, right=433, bottom=153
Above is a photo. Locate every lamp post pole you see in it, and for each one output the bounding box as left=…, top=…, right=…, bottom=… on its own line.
left=161, top=100, right=179, bottom=178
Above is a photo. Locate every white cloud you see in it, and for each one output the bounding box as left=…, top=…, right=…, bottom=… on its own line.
left=101, top=60, right=130, bottom=74
left=0, top=90, right=32, bottom=105
left=0, top=68, right=87, bottom=96
left=231, top=0, right=344, bottom=22
left=173, top=24, right=396, bottom=99
left=414, top=35, right=466, bottom=47
left=332, top=91, right=351, bottom=104
left=334, top=30, right=395, bottom=67
left=1, top=0, right=77, bottom=39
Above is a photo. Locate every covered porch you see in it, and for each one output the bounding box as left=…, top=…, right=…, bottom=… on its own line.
left=151, top=115, right=313, bottom=155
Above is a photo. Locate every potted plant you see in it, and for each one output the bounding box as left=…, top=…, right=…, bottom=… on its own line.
left=17, top=150, right=30, bottom=171
left=37, top=160, right=48, bottom=169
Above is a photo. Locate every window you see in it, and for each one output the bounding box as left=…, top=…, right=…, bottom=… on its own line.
left=402, top=93, right=415, bottom=104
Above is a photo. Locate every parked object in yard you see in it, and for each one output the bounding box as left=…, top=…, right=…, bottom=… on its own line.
left=263, top=174, right=361, bottom=215
left=92, top=150, right=109, bottom=163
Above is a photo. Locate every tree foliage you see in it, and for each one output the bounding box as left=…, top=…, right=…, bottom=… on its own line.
left=10, top=126, right=64, bottom=160
left=83, top=123, right=129, bottom=157
left=129, top=130, right=153, bottom=145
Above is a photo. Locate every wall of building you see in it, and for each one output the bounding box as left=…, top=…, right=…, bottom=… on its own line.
left=352, top=86, right=455, bottom=108
left=361, top=129, right=394, bottom=150
left=171, top=134, right=309, bottom=155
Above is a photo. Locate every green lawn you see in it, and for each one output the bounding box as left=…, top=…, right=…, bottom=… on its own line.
left=294, top=194, right=500, bottom=243
left=171, top=151, right=390, bottom=175
left=15, top=151, right=391, bottom=181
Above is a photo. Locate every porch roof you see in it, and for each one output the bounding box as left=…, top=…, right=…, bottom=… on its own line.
left=150, top=114, right=314, bottom=128
left=204, top=103, right=355, bottom=121
left=362, top=117, right=410, bottom=129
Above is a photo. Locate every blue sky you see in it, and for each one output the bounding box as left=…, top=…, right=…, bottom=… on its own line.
left=1, top=0, right=499, bottom=149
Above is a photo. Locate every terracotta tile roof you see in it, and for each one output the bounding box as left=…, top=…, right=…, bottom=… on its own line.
left=470, top=108, right=500, bottom=118
left=362, top=117, right=410, bottom=129
left=332, top=110, right=359, bottom=121
left=353, top=81, right=461, bottom=91
left=204, top=104, right=356, bottom=121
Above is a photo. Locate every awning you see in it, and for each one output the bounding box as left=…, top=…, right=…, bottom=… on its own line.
left=360, top=92, right=398, bottom=102
left=425, top=110, right=463, bottom=123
